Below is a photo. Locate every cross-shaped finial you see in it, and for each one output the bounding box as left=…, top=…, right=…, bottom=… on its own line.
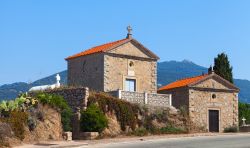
left=127, top=25, right=132, bottom=34
left=126, top=25, right=132, bottom=38
left=211, top=64, right=214, bottom=71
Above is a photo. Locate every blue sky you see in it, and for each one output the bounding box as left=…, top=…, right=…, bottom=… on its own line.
left=1, top=0, right=250, bottom=84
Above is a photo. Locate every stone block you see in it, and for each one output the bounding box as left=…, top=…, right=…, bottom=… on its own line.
left=79, top=132, right=99, bottom=140
left=63, top=132, right=72, bottom=141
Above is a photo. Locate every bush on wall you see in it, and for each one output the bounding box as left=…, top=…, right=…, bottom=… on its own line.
left=36, top=93, right=73, bottom=131
left=80, top=104, right=108, bottom=133
left=88, top=92, right=189, bottom=136
left=88, top=92, right=140, bottom=131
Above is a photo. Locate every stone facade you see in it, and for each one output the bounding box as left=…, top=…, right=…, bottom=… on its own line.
left=67, top=53, right=104, bottom=91
left=67, top=38, right=159, bottom=94
left=189, top=89, right=238, bottom=132
left=158, top=73, right=239, bottom=132
left=104, top=54, right=157, bottom=93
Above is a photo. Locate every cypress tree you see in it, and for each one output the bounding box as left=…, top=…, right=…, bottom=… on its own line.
left=213, top=53, right=233, bottom=83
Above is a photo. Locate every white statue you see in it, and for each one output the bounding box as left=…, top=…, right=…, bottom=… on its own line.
left=56, top=74, right=61, bottom=87
left=29, top=74, right=61, bottom=92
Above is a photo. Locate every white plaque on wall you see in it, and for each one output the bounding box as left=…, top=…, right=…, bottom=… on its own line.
left=128, top=70, right=135, bottom=76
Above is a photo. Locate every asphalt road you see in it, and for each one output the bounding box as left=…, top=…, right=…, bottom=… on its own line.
left=90, top=134, right=250, bottom=148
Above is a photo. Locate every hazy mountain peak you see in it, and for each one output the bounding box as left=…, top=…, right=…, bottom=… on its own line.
left=182, top=59, right=194, bottom=64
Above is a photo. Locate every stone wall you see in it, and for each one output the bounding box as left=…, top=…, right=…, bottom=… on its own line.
left=120, top=91, right=145, bottom=104
left=67, top=53, right=104, bottom=91
left=111, top=90, right=172, bottom=107
left=43, top=87, right=89, bottom=112
left=147, top=93, right=172, bottom=107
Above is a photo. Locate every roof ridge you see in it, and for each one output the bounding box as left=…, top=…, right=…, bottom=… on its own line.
left=89, top=38, right=127, bottom=49
left=177, top=74, right=208, bottom=81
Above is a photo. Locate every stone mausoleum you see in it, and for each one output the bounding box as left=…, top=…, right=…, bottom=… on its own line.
left=158, top=70, right=239, bottom=132
left=66, top=27, right=171, bottom=107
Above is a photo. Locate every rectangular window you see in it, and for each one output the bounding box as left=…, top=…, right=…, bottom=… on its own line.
left=125, top=79, right=136, bottom=92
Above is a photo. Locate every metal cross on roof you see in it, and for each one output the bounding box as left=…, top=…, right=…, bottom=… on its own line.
left=127, top=25, right=132, bottom=34
left=126, top=25, right=133, bottom=39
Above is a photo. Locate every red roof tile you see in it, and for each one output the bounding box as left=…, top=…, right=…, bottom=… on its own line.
left=158, top=74, right=208, bottom=91
left=66, top=38, right=128, bottom=60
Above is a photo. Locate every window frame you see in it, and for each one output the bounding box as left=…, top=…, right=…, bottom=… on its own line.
left=125, top=78, right=136, bottom=92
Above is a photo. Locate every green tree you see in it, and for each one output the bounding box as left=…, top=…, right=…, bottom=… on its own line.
left=212, top=53, right=233, bottom=83
left=238, top=102, right=250, bottom=125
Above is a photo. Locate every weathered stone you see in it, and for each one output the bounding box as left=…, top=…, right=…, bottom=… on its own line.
left=79, top=132, right=99, bottom=140
left=63, top=132, right=72, bottom=141
left=37, top=87, right=89, bottom=113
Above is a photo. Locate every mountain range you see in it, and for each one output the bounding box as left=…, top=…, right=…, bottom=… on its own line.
left=1, top=60, right=250, bottom=103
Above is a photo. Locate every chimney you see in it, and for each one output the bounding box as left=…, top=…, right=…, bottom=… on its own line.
left=126, top=25, right=132, bottom=39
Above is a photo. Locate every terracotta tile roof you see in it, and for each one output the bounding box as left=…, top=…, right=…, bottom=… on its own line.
left=66, top=38, right=128, bottom=60
left=158, top=74, right=208, bottom=91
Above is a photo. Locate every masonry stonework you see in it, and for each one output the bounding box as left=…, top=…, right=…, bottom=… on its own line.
left=42, top=87, right=89, bottom=112
left=162, top=87, right=189, bottom=109
left=110, top=90, right=171, bottom=107
left=109, top=42, right=150, bottom=58
left=189, top=89, right=238, bottom=132
left=104, top=54, right=157, bottom=93
left=67, top=53, right=104, bottom=91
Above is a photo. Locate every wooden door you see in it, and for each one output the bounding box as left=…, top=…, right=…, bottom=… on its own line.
left=209, top=110, right=219, bottom=132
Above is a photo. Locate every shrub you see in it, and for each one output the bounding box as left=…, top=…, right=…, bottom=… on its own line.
left=27, top=116, right=37, bottom=131
left=132, top=127, right=148, bottom=136
left=36, top=93, right=73, bottom=131
left=159, top=126, right=186, bottom=134
left=80, top=104, right=108, bottom=133
left=0, top=111, right=28, bottom=140
left=88, top=92, right=139, bottom=131
left=238, top=102, right=250, bottom=125
left=224, top=126, right=238, bottom=133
